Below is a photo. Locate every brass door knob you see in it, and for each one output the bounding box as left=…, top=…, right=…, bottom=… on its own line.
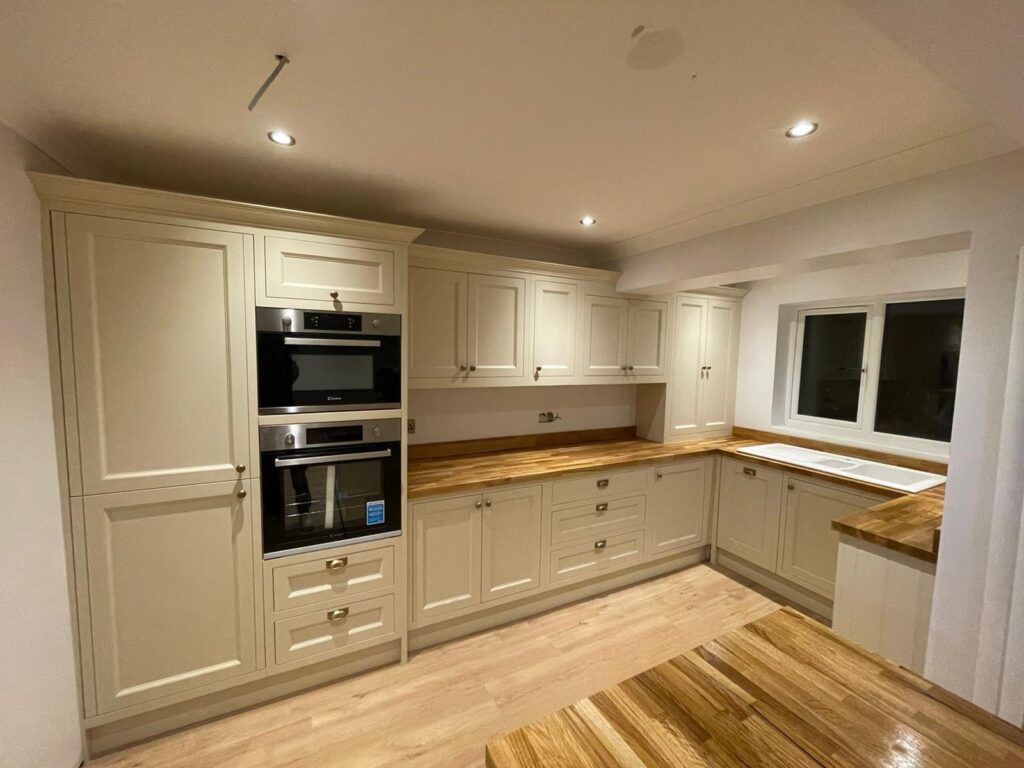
left=469, top=365, right=477, bottom=372
left=236, top=489, right=247, bottom=499
left=235, top=464, right=246, bottom=473
left=330, top=290, right=339, bottom=299
left=484, top=499, right=492, bottom=507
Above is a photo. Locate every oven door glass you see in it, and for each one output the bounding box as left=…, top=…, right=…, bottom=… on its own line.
left=257, top=333, right=401, bottom=414
left=261, top=441, right=401, bottom=557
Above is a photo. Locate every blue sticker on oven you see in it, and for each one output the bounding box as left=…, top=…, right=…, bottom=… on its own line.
left=366, top=500, right=385, bottom=525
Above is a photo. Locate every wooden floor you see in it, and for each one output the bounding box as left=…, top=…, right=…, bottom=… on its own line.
left=487, top=608, right=1024, bottom=767
left=95, top=566, right=779, bottom=768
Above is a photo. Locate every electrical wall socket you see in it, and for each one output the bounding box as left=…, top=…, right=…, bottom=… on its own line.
left=538, top=411, right=561, bottom=424
left=407, top=418, right=416, bottom=434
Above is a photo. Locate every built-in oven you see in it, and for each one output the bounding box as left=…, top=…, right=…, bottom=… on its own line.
left=259, top=418, right=402, bottom=558
left=256, top=307, right=401, bottom=415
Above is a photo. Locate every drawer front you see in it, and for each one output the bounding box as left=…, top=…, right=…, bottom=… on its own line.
left=264, top=235, right=395, bottom=306
left=550, top=495, right=646, bottom=546
left=274, top=593, right=396, bottom=666
left=548, top=529, right=645, bottom=586
left=272, top=545, right=395, bottom=613
left=550, top=468, right=647, bottom=506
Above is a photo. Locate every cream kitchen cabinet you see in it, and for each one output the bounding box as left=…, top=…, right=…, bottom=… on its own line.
left=646, top=459, right=712, bottom=557
left=260, top=232, right=397, bottom=309
left=481, top=485, right=543, bottom=602
left=77, top=481, right=257, bottom=714
left=582, top=295, right=667, bottom=377
left=778, top=478, right=886, bottom=598
left=409, top=267, right=526, bottom=381
left=668, top=295, right=740, bottom=437
left=715, top=458, right=784, bottom=571
left=62, top=214, right=251, bottom=495
left=531, top=279, right=577, bottom=379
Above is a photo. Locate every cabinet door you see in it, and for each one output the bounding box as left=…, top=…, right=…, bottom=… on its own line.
left=582, top=295, right=628, bottom=376
left=668, top=296, right=708, bottom=436
left=626, top=300, right=668, bottom=376
left=532, top=280, right=577, bottom=379
left=716, top=459, right=784, bottom=571
left=699, top=299, right=740, bottom=430
left=481, top=485, right=543, bottom=602
left=409, top=267, right=468, bottom=378
left=65, top=215, right=250, bottom=494
left=412, top=494, right=482, bottom=623
left=263, top=235, right=395, bottom=307
left=467, top=274, right=526, bottom=378
left=779, top=478, right=882, bottom=598
left=82, top=482, right=257, bottom=713
left=647, top=459, right=711, bottom=556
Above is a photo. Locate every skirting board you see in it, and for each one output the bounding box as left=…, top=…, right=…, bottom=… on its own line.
left=409, top=547, right=710, bottom=651
left=87, top=639, right=402, bottom=756
left=714, top=549, right=834, bottom=620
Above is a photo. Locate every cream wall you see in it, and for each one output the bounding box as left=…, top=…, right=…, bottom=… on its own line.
left=408, top=385, right=636, bottom=444
left=0, top=122, right=83, bottom=768
left=733, top=250, right=968, bottom=456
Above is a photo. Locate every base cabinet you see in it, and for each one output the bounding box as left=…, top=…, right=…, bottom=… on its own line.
left=646, top=459, right=712, bottom=556
left=482, top=486, right=543, bottom=602
left=78, top=482, right=257, bottom=714
left=716, top=459, right=784, bottom=571
left=412, top=493, right=483, bottom=624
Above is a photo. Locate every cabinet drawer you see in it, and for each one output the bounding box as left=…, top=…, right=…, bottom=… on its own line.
left=273, top=593, right=396, bottom=666
left=264, top=235, right=395, bottom=306
left=548, top=529, right=645, bottom=587
left=550, top=495, right=645, bottom=545
left=271, top=544, right=395, bottom=613
left=550, top=468, right=647, bottom=506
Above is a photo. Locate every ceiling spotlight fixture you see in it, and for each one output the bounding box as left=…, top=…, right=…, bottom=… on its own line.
left=785, top=120, right=818, bottom=139
left=268, top=130, right=296, bottom=146
left=580, top=215, right=597, bottom=226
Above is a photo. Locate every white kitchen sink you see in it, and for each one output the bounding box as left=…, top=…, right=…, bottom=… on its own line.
left=735, top=443, right=945, bottom=493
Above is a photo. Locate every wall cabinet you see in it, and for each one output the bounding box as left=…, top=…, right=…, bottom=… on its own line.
left=583, top=295, right=667, bottom=377
left=532, top=280, right=577, bottom=379
left=646, top=459, right=711, bottom=556
left=716, top=459, right=784, bottom=571
left=261, top=233, right=396, bottom=308
left=626, top=300, right=669, bottom=376
left=669, top=295, right=740, bottom=437
left=467, top=273, right=526, bottom=378
left=79, top=482, right=257, bottom=714
left=64, top=214, right=251, bottom=495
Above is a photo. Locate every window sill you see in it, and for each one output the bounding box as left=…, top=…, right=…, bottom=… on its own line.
left=771, top=422, right=950, bottom=464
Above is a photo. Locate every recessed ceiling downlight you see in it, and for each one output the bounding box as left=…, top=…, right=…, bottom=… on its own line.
left=268, top=130, right=296, bottom=146
left=580, top=215, right=597, bottom=226
left=785, top=120, right=818, bottom=139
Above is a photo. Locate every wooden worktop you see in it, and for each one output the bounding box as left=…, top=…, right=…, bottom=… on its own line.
left=486, top=607, right=1024, bottom=767
left=408, top=428, right=946, bottom=562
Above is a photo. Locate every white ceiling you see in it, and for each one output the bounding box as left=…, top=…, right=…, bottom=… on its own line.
left=0, top=0, right=1017, bottom=259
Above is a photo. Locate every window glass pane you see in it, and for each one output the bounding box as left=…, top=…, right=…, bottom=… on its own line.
left=874, top=298, right=963, bottom=441
left=797, top=312, right=866, bottom=422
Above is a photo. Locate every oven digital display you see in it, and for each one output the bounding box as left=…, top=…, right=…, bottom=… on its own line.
left=305, top=425, right=364, bottom=444
left=303, top=312, right=362, bottom=332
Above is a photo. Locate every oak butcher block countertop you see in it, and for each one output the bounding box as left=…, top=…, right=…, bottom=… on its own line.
left=408, top=428, right=945, bottom=562
left=486, top=607, right=1024, bottom=768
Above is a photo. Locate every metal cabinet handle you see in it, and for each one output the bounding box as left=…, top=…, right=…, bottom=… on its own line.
left=327, top=607, right=349, bottom=621
left=535, top=366, right=542, bottom=372
left=627, top=365, right=634, bottom=372
left=594, top=539, right=607, bottom=550
left=469, top=365, right=477, bottom=372
left=484, top=499, right=492, bottom=507
left=235, top=464, right=246, bottom=473
left=475, top=500, right=482, bottom=509
left=705, top=366, right=712, bottom=377
left=788, top=484, right=795, bottom=491
left=459, top=365, right=467, bottom=372
left=621, top=365, right=628, bottom=372
left=236, top=489, right=247, bottom=498
left=326, top=557, right=348, bottom=571
left=330, top=291, right=339, bottom=299
left=656, top=472, right=663, bottom=479
left=596, top=478, right=609, bottom=489
left=743, top=467, right=757, bottom=477
left=596, top=502, right=608, bottom=512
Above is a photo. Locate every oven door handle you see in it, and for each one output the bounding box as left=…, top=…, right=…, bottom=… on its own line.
left=274, top=449, right=393, bottom=468
left=283, top=337, right=382, bottom=348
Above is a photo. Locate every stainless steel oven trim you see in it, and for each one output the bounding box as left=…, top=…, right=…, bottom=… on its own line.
left=259, top=417, right=403, bottom=452
left=283, top=337, right=382, bottom=348
left=256, top=306, right=401, bottom=336
left=262, top=529, right=402, bottom=560
left=259, top=403, right=402, bottom=416
left=274, top=448, right=393, bottom=468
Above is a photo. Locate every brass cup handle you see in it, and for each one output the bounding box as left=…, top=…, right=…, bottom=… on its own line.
left=596, top=478, right=609, bottom=489
left=327, top=607, right=349, bottom=621
left=326, top=557, right=348, bottom=571
left=236, top=489, right=247, bottom=498
left=594, top=539, right=607, bottom=550
left=743, top=467, right=757, bottom=477
left=235, top=464, right=246, bottom=473
left=596, top=502, right=608, bottom=512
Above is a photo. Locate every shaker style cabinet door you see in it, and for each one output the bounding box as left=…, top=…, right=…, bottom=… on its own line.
left=669, top=296, right=707, bottom=436
left=699, top=299, right=740, bottom=429
left=647, top=459, right=711, bottom=556
left=626, top=299, right=668, bottom=376
left=412, top=493, right=483, bottom=624
left=481, top=485, right=543, bottom=602
left=81, top=482, right=257, bottom=713
left=532, top=280, right=577, bottom=379
left=582, top=295, right=629, bottom=376
left=409, top=267, right=468, bottom=378
left=64, top=215, right=250, bottom=495
left=715, top=459, right=784, bottom=571
left=466, top=273, right=526, bottom=378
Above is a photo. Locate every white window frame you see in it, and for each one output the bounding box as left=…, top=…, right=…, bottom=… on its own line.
left=783, top=290, right=964, bottom=454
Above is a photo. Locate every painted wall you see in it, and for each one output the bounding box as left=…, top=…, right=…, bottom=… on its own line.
left=734, top=250, right=968, bottom=456
left=613, top=150, right=1024, bottom=711
left=408, top=385, right=636, bottom=444
left=0, top=122, right=83, bottom=766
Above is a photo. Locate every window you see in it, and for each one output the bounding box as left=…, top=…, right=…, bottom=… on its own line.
left=788, top=295, right=964, bottom=445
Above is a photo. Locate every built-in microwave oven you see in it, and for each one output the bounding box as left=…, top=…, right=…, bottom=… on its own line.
left=259, top=418, right=403, bottom=558
left=256, top=307, right=401, bottom=415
